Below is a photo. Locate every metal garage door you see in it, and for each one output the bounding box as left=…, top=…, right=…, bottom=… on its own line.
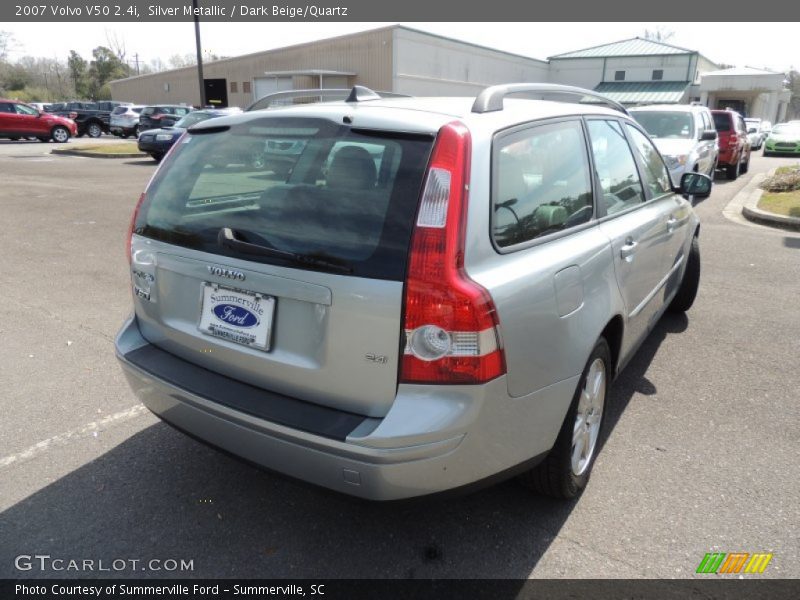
left=253, top=76, right=293, bottom=102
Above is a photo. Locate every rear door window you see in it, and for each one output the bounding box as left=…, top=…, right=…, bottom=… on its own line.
left=492, top=119, right=593, bottom=248
left=587, top=120, right=646, bottom=215
left=625, top=125, right=672, bottom=197
left=713, top=113, right=731, bottom=132
left=14, top=104, right=38, bottom=116
left=136, top=117, right=433, bottom=281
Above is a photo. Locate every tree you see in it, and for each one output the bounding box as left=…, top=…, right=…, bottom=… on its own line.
left=86, top=46, right=129, bottom=99
left=68, top=50, right=88, bottom=97
left=643, top=28, right=675, bottom=43
left=787, top=69, right=800, bottom=120
left=0, top=63, right=31, bottom=90
left=0, top=30, right=15, bottom=62
left=167, top=53, right=197, bottom=69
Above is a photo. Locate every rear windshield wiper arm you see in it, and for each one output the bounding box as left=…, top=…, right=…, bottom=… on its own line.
left=218, top=227, right=353, bottom=274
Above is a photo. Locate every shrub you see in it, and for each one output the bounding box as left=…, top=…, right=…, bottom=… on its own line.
left=760, top=167, right=800, bottom=193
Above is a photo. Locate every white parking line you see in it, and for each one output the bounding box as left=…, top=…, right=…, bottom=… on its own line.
left=0, top=405, right=149, bottom=469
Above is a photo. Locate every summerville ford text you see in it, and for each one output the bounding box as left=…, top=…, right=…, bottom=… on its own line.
left=16, top=584, right=324, bottom=596
left=148, top=4, right=348, bottom=17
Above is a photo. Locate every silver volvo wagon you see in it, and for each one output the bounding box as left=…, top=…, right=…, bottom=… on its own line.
left=116, top=84, right=710, bottom=500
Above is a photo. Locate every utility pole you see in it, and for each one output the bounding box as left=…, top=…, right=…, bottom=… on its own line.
left=192, top=0, right=206, bottom=107
left=132, top=52, right=141, bottom=76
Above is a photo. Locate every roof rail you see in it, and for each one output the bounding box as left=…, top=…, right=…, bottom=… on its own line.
left=472, top=83, right=629, bottom=116
left=245, top=87, right=410, bottom=112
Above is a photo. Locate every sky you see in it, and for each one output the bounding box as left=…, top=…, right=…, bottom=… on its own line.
left=5, top=22, right=800, bottom=73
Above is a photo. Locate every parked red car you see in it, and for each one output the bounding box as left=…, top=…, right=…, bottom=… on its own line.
left=711, top=109, right=751, bottom=180
left=0, top=99, right=78, bottom=143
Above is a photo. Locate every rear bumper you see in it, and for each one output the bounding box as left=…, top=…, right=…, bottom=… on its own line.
left=717, top=147, right=737, bottom=166
left=110, top=125, right=137, bottom=135
left=115, top=316, right=576, bottom=500
left=137, top=139, right=173, bottom=154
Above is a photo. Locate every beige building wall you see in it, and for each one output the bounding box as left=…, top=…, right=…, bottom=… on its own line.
left=110, top=27, right=393, bottom=107
left=392, top=27, right=549, bottom=95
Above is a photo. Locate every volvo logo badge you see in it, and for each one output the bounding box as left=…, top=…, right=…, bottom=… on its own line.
left=207, top=266, right=246, bottom=281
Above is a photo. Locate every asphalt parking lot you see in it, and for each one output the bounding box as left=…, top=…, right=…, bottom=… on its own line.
left=0, top=137, right=798, bottom=579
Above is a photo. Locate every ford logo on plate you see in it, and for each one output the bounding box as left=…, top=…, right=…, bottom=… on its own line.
left=212, top=304, right=259, bottom=328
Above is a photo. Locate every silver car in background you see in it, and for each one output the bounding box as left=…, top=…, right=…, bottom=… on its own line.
left=116, top=84, right=711, bottom=501
left=629, top=104, right=719, bottom=186
left=744, top=118, right=770, bottom=150
left=109, top=104, right=145, bottom=139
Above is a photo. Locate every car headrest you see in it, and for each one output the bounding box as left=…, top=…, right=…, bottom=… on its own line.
left=327, top=146, right=377, bottom=190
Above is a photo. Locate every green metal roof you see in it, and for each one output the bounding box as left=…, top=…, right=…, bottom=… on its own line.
left=594, top=81, right=691, bottom=105
left=550, top=37, right=695, bottom=59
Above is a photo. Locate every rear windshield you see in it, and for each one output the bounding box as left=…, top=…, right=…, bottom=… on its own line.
left=141, top=107, right=155, bottom=115
left=713, top=112, right=732, bottom=132
left=135, top=117, right=434, bottom=280
left=631, top=111, right=694, bottom=139
left=133, top=108, right=143, bottom=114
left=174, top=112, right=216, bottom=128
left=111, top=106, right=128, bottom=115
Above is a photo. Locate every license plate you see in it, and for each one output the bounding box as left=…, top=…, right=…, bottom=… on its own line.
left=198, top=283, right=275, bottom=351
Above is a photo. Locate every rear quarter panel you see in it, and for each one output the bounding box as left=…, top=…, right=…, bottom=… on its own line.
left=462, top=127, right=624, bottom=399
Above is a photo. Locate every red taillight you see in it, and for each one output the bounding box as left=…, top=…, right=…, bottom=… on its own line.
left=126, top=193, right=146, bottom=264
left=400, top=122, right=505, bottom=385
left=728, top=134, right=738, bottom=146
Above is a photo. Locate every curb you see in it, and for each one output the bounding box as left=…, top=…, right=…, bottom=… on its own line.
left=737, top=168, right=800, bottom=231
left=50, top=148, right=146, bottom=159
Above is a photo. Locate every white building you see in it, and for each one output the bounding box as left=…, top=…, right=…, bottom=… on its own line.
left=111, top=28, right=792, bottom=123
left=699, top=67, right=791, bottom=123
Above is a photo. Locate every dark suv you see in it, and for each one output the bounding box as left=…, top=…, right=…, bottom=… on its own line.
left=138, top=105, right=192, bottom=131
left=711, top=109, right=751, bottom=180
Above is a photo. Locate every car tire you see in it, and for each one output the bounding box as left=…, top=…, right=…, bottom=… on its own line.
left=763, top=149, right=771, bottom=157
left=151, top=153, right=164, bottom=162
left=741, top=153, right=750, bottom=174
left=669, top=236, right=700, bottom=313
left=87, top=122, right=103, bottom=138
left=121, top=132, right=129, bottom=139
left=51, top=126, right=70, bottom=143
left=519, top=338, right=611, bottom=499
left=9, top=136, right=20, bottom=141
left=725, top=159, right=739, bottom=180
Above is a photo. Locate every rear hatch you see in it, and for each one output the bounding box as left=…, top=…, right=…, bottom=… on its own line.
left=713, top=111, right=733, bottom=150
left=129, top=114, right=434, bottom=417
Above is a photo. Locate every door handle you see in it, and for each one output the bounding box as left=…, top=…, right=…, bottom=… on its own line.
left=620, top=238, right=637, bottom=261
left=667, top=216, right=678, bottom=232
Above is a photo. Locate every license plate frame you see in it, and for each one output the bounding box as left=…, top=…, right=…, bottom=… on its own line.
left=198, top=282, right=276, bottom=351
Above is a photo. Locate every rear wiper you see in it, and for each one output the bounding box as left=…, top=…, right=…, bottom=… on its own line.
left=217, top=227, right=353, bottom=274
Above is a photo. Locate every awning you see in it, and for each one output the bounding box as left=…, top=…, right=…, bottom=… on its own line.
left=594, top=81, right=691, bottom=105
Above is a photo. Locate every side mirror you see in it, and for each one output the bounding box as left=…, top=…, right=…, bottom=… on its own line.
left=700, top=130, right=717, bottom=141
left=679, top=172, right=712, bottom=199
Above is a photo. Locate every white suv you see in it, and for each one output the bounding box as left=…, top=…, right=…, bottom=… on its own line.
left=629, top=104, right=719, bottom=186
left=116, top=84, right=711, bottom=500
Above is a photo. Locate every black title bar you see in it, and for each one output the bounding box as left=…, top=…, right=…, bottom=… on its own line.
left=4, top=0, right=799, bottom=22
